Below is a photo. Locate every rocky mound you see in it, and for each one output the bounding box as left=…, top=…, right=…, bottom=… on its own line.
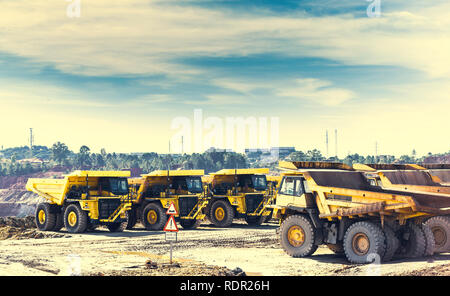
left=0, top=171, right=63, bottom=217
left=0, top=216, right=65, bottom=240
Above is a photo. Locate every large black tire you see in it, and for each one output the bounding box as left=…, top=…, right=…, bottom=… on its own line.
left=424, top=216, right=450, bottom=253
left=421, top=223, right=435, bottom=256
left=125, top=208, right=138, bottom=230
left=142, top=203, right=167, bottom=230
left=396, top=223, right=426, bottom=258
left=280, top=215, right=318, bottom=257
left=343, top=221, right=386, bottom=264
left=208, top=200, right=234, bottom=228
left=245, top=215, right=265, bottom=226
left=180, top=219, right=201, bottom=230
left=35, top=203, right=57, bottom=231
left=64, top=204, right=88, bottom=233
left=327, top=243, right=344, bottom=255
left=382, top=225, right=399, bottom=262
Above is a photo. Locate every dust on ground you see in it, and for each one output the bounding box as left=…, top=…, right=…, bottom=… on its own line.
left=385, top=262, right=450, bottom=276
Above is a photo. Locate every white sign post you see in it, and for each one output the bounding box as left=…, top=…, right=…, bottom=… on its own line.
left=164, top=202, right=179, bottom=264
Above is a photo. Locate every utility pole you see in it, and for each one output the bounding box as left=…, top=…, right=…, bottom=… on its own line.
left=326, top=130, right=329, bottom=159
left=29, top=128, right=34, bottom=157
left=375, top=141, right=378, bottom=163
left=334, top=129, right=338, bottom=159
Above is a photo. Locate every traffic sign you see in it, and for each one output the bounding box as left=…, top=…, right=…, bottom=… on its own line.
left=163, top=215, right=179, bottom=232
left=166, top=202, right=178, bottom=215
left=165, top=232, right=177, bottom=242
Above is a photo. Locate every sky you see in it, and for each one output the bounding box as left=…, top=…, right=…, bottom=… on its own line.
left=0, top=0, right=449, bottom=157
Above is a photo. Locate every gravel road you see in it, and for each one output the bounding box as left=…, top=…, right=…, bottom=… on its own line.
left=0, top=220, right=449, bottom=276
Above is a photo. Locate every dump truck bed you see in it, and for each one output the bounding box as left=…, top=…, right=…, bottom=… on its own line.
left=26, top=170, right=131, bottom=205
left=376, top=170, right=450, bottom=194
left=428, top=169, right=450, bottom=185
left=302, top=170, right=450, bottom=219
left=352, top=163, right=450, bottom=194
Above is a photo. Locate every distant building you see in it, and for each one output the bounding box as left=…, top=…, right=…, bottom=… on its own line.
left=245, top=147, right=296, bottom=159
left=270, top=147, right=296, bottom=158
left=205, top=147, right=234, bottom=153
left=17, top=158, right=47, bottom=164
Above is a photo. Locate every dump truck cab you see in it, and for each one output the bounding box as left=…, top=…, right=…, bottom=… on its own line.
left=127, top=170, right=208, bottom=230
left=26, top=171, right=132, bottom=233
left=271, top=161, right=450, bottom=264
left=205, top=168, right=274, bottom=227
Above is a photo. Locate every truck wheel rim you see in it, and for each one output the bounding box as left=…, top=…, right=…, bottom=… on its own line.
left=287, top=225, right=305, bottom=247
left=432, top=226, right=446, bottom=248
left=352, top=233, right=370, bottom=256
left=147, top=210, right=158, bottom=224
left=38, top=210, right=46, bottom=224
left=215, top=207, right=225, bottom=221
left=68, top=211, right=77, bottom=227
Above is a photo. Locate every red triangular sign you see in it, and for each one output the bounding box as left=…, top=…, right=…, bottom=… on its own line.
left=163, top=215, right=179, bottom=232
left=166, top=202, right=178, bottom=215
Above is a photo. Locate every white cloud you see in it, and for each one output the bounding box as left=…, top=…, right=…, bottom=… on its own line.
left=209, top=77, right=355, bottom=107
left=0, top=1, right=449, bottom=78
left=212, top=79, right=264, bottom=94
left=277, top=78, right=356, bottom=106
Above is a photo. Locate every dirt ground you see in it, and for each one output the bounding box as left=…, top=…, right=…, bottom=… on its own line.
left=0, top=218, right=450, bottom=276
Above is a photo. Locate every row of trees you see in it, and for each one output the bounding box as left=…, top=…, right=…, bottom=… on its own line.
left=0, top=162, right=49, bottom=177
left=49, top=142, right=248, bottom=174
left=0, top=142, right=448, bottom=177
left=285, top=150, right=421, bottom=166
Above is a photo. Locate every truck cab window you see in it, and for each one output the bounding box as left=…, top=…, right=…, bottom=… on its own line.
left=252, top=175, right=267, bottom=191
left=186, top=177, right=203, bottom=193
left=295, top=179, right=304, bottom=196
left=303, top=179, right=312, bottom=193
left=280, top=177, right=295, bottom=195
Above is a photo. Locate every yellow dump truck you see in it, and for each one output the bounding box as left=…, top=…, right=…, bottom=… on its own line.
left=26, top=171, right=132, bottom=233
left=127, top=170, right=209, bottom=230
left=270, top=161, right=450, bottom=263
left=205, top=168, right=275, bottom=227
left=354, top=163, right=450, bottom=253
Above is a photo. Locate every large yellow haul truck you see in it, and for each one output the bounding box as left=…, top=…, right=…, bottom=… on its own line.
left=26, top=171, right=132, bottom=233
left=354, top=163, right=450, bottom=253
left=127, top=170, right=209, bottom=230
left=205, top=168, right=275, bottom=227
left=270, top=161, right=450, bottom=263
